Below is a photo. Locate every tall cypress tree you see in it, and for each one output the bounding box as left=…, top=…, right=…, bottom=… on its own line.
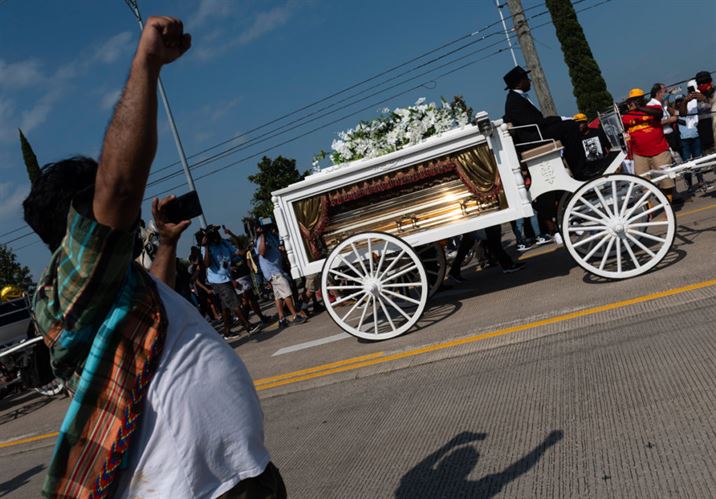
left=18, top=129, right=41, bottom=184
left=546, top=0, right=613, bottom=118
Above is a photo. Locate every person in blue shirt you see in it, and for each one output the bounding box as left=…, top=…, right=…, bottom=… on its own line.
left=254, top=225, right=307, bottom=328
left=201, top=226, right=262, bottom=337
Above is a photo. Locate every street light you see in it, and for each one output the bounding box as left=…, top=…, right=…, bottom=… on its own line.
left=123, top=0, right=208, bottom=228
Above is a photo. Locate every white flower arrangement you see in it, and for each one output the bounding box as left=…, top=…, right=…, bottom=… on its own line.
left=312, top=96, right=473, bottom=172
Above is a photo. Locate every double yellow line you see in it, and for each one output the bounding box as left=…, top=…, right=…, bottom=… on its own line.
left=254, top=277, right=716, bottom=392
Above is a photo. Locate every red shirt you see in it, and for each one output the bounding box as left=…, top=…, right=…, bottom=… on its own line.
left=621, top=106, right=669, bottom=157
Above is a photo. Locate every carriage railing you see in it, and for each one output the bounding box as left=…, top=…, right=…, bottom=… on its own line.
left=505, top=123, right=562, bottom=149
left=640, top=152, right=716, bottom=185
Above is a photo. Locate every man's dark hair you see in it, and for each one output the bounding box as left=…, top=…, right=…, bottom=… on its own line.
left=23, top=156, right=98, bottom=252
left=650, top=83, right=665, bottom=99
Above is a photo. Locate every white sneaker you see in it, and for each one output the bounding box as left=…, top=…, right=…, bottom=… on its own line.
left=535, top=236, right=552, bottom=246
left=553, top=232, right=564, bottom=246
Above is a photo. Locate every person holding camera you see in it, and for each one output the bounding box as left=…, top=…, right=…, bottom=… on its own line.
left=202, top=226, right=263, bottom=337
left=255, top=224, right=308, bottom=328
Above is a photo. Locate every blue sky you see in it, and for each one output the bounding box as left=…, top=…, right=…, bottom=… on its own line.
left=1, top=0, right=714, bottom=279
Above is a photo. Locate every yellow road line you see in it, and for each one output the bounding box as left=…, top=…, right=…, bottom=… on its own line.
left=679, top=203, right=716, bottom=217
left=254, top=352, right=385, bottom=386
left=255, top=278, right=716, bottom=391
left=4, top=278, right=716, bottom=449
left=0, top=432, right=59, bottom=449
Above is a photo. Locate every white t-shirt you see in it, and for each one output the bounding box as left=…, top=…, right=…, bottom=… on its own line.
left=114, top=276, right=270, bottom=499
left=647, top=97, right=673, bottom=134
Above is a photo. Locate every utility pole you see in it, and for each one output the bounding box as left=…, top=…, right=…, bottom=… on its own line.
left=505, top=0, right=558, bottom=116
left=495, top=1, right=518, bottom=67
left=123, top=0, right=208, bottom=228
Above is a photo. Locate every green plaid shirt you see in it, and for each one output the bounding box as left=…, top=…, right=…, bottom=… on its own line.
left=34, top=200, right=166, bottom=498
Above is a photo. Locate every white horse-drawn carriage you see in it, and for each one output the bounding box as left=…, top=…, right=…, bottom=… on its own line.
left=271, top=109, right=715, bottom=341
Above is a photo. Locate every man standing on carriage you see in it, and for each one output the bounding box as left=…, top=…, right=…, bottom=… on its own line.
left=502, top=65, right=587, bottom=180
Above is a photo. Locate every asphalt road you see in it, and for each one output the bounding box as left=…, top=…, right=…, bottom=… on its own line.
left=1, top=182, right=715, bottom=498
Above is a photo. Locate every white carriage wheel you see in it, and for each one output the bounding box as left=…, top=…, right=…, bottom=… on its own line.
left=416, top=243, right=447, bottom=298
left=562, top=174, right=676, bottom=280
left=321, top=232, right=428, bottom=340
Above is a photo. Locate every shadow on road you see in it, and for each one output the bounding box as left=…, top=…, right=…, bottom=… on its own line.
left=0, top=465, right=45, bottom=497
left=395, top=430, right=563, bottom=499
left=0, top=391, right=55, bottom=427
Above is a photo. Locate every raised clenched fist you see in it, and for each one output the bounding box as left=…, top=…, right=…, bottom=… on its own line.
left=136, top=16, right=191, bottom=67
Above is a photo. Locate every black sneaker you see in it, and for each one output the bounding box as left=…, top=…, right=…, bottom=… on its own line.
left=278, top=319, right=289, bottom=329
left=448, top=272, right=466, bottom=283
left=247, top=323, right=263, bottom=335
left=502, top=262, right=526, bottom=274
left=291, top=315, right=307, bottom=325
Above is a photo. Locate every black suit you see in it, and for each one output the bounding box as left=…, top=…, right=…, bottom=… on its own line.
left=504, top=90, right=586, bottom=179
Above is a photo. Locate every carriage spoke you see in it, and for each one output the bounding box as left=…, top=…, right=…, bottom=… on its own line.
left=612, top=180, right=619, bottom=216
left=374, top=241, right=389, bottom=277
left=379, top=292, right=412, bottom=321
left=356, top=295, right=371, bottom=331
left=626, top=229, right=667, bottom=244
left=623, top=237, right=641, bottom=269
left=584, top=233, right=611, bottom=261
left=627, top=203, right=665, bottom=223
left=350, top=243, right=369, bottom=276
left=338, top=254, right=365, bottom=279
left=570, top=210, right=606, bottom=225
left=619, top=181, right=635, bottom=217
left=381, top=288, right=422, bottom=305
left=623, top=190, right=651, bottom=219
left=599, top=237, right=615, bottom=271
left=326, top=285, right=364, bottom=290
left=615, top=237, right=622, bottom=274
left=629, top=221, right=669, bottom=228
left=332, top=289, right=365, bottom=306
left=328, top=268, right=363, bottom=284
left=382, top=283, right=422, bottom=288
left=383, top=265, right=419, bottom=283
left=377, top=296, right=396, bottom=332
left=624, top=232, right=656, bottom=257
left=378, top=249, right=406, bottom=280
left=593, top=185, right=615, bottom=218
left=372, top=295, right=379, bottom=335
left=572, top=229, right=609, bottom=249
left=566, top=225, right=604, bottom=232
left=577, top=197, right=610, bottom=221
left=341, top=293, right=369, bottom=322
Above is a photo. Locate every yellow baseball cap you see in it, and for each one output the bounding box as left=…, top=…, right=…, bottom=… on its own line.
left=627, top=88, right=645, bottom=99
left=1, top=285, right=23, bottom=302
left=573, top=113, right=588, bottom=122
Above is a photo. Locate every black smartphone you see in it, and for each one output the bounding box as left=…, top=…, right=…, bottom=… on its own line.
left=164, top=191, right=204, bottom=224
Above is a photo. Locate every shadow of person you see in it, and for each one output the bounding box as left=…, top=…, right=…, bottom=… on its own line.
left=0, top=464, right=45, bottom=497
left=395, top=430, right=563, bottom=499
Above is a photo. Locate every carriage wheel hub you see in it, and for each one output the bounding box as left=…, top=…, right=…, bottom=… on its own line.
left=363, top=277, right=382, bottom=297
left=609, top=219, right=626, bottom=237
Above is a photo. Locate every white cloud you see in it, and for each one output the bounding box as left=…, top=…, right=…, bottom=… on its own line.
left=92, top=31, right=134, bottom=64
left=191, top=0, right=235, bottom=29
left=238, top=3, right=294, bottom=46
left=0, top=59, right=44, bottom=89
left=19, top=89, right=63, bottom=134
left=100, top=89, right=122, bottom=110
left=0, top=182, right=30, bottom=222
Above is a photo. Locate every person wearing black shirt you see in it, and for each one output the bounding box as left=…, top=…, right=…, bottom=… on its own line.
left=503, top=66, right=587, bottom=179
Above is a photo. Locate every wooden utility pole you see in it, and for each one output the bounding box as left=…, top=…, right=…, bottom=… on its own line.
left=505, top=0, right=558, bottom=116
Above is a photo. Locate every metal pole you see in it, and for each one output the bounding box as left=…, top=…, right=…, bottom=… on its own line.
left=505, top=0, right=558, bottom=116
left=496, top=1, right=518, bottom=67
left=124, top=1, right=207, bottom=228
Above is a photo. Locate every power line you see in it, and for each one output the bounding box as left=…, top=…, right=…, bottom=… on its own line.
left=145, top=1, right=549, bottom=179
left=0, top=225, right=28, bottom=239
left=143, top=0, right=610, bottom=194
left=147, top=45, right=515, bottom=199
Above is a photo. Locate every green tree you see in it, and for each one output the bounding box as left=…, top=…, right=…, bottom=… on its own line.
left=0, top=244, right=34, bottom=292
left=248, top=156, right=304, bottom=218
left=546, top=0, right=613, bottom=118
left=19, top=129, right=41, bottom=184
